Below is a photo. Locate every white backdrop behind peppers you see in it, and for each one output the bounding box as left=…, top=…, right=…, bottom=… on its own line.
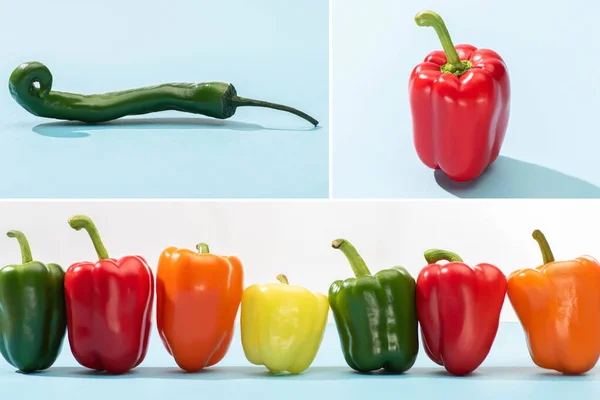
left=0, top=199, right=595, bottom=323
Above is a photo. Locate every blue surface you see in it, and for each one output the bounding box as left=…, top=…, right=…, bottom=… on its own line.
left=0, top=0, right=328, bottom=198
left=332, top=0, right=600, bottom=198
left=2, top=322, right=598, bottom=399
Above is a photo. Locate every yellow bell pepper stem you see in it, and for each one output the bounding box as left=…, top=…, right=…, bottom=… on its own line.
left=241, top=274, right=329, bottom=374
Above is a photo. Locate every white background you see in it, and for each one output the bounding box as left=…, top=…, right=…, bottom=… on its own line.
left=0, top=199, right=595, bottom=322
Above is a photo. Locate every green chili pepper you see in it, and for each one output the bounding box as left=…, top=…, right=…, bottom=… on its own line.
left=0, top=230, right=67, bottom=373
left=9, top=61, right=318, bottom=126
left=329, top=238, right=419, bottom=373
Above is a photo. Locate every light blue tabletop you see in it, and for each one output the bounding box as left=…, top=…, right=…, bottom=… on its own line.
left=0, top=0, right=328, bottom=198
left=1, top=322, right=597, bottom=399
left=332, top=0, right=600, bottom=198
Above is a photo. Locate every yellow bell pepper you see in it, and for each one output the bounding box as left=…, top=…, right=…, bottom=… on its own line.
left=241, top=274, right=329, bottom=374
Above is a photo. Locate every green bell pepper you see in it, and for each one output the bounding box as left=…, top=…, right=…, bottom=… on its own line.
left=0, top=230, right=67, bottom=373
left=329, top=238, right=419, bottom=373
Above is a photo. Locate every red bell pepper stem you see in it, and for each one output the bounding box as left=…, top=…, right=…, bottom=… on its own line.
left=68, top=215, right=110, bottom=260
left=415, top=10, right=471, bottom=75
left=424, top=249, right=464, bottom=264
left=332, top=239, right=372, bottom=277
left=7, top=230, right=33, bottom=263
left=276, top=274, right=289, bottom=284
left=532, top=229, right=555, bottom=264
left=196, top=243, right=210, bottom=254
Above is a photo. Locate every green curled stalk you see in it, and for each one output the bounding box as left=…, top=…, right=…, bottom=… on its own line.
left=8, top=61, right=319, bottom=126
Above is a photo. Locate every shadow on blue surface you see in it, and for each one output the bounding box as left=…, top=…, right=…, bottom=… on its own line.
left=435, top=156, right=600, bottom=198
left=18, top=366, right=599, bottom=381
left=32, top=117, right=320, bottom=138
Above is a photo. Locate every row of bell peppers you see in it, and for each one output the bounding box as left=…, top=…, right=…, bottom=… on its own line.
left=1, top=215, right=599, bottom=376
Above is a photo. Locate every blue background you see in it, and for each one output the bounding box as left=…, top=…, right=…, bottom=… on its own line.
left=0, top=0, right=329, bottom=198
left=1, top=323, right=598, bottom=400
left=332, top=0, right=600, bottom=198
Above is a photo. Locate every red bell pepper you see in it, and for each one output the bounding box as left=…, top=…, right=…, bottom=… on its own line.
left=64, top=215, right=154, bottom=375
left=416, top=249, right=507, bottom=376
left=409, top=11, right=510, bottom=182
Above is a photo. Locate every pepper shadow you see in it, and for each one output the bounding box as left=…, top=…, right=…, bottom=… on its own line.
left=435, top=156, right=600, bottom=198
left=20, top=366, right=600, bottom=381
left=31, top=117, right=320, bottom=138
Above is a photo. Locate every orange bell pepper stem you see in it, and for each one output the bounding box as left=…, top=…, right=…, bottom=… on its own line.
left=156, top=242, right=244, bottom=372
left=507, top=230, right=600, bottom=375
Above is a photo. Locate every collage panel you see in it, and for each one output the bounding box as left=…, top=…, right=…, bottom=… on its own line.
left=0, top=199, right=598, bottom=398
left=1, top=0, right=328, bottom=199
left=332, top=0, right=600, bottom=198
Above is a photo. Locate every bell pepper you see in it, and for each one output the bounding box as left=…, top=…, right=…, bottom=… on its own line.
left=64, top=215, right=154, bottom=375
left=507, top=230, right=600, bottom=375
left=416, top=249, right=507, bottom=376
left=409, top=10, right=510, bottom=182
left=0, top=230, right=67, bottom=373
left=329, top=239, right=418, bottom=373
left=157, top=242, right=244, bottom=372
left=241, top=274, right=328, bottom=374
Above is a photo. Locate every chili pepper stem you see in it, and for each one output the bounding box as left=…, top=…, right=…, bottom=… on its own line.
left=7, top=230, right=33, bottom=264
left=414, top=10, right=471, bottom=75
left=231, top=96, right=319, bottom=127
left=532, top=229, right=555, bottom=264
left=68, top=215, right=110, bottom=260
left=276, top=274, right=289, bottom=284
left=332, top=239, right=372, bottom=277
left=196, top=243, right=210, bottom=254
left=424, top=249, right=464, bottom=264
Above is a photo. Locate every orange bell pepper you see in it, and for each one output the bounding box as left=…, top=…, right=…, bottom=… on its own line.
left=156, top=243, right=243, bottom=372
left=507, top=229, right=600, bottom=375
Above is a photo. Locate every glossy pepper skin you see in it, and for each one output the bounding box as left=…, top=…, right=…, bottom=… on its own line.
left=241, top=274, right=328, bottom=374
left=64, top=215, right=154, bottom=375
left=417, top=249, right=507, bottom=376
left=9, top=61, right=318, bottom=125
left=329, top=239, right=418, bottom=373
left=157, top=243, right=243, bottom=372
left=409, top=11, right=510, bottom=182
left=0, top=231, right=66, bottom=373
left=508, top=230, right=600, bottom=375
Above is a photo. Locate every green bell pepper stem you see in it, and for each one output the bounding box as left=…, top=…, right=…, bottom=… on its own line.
left=332, top=239, right=372, bottom=277
left=6, top=231, right=33, bottom=264
left=276, top=274, right=289, bottom=284
left=414, top=10, right=471, bottom=75
left=532, top=229, right=555, bottom=264
left=424, top=249, right=464, bottom=264
left=68, top=215, right=110, bottom=260
left=8, top=61, right=319, bottom=126
left=196, top=243, right=210, bottom=254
